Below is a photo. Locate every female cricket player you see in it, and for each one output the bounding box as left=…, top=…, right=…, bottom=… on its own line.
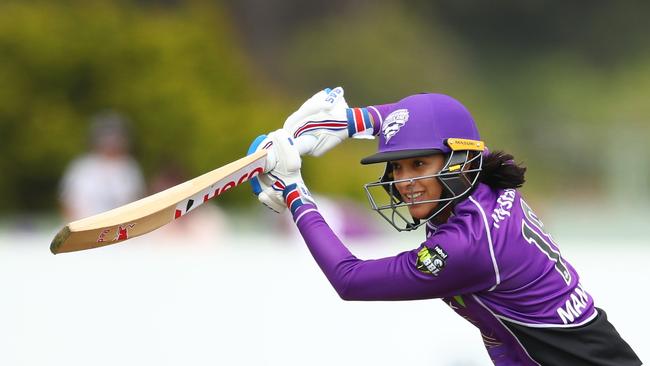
left=249, top=88, right=641, bottom=365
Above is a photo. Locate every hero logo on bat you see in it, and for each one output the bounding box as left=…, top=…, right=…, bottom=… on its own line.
left=173, top=165, right=264, bottom=219
left=382, top=109, right=409, bottom=142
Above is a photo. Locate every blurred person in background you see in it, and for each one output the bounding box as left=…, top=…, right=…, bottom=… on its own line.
left=59, top=111, right=145, bottom=221
left=249, top=88, right=642, bottom=366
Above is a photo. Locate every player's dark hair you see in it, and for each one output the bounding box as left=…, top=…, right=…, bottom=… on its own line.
left=477, top=151, right=526, bottom=189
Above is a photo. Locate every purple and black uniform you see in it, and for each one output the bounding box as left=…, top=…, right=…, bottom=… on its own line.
left=290, top=186, right=639, bottom=365
left=285, top=97, right=641, bottom=365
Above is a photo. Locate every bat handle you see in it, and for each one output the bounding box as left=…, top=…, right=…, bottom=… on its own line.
left=294, top=135, right=317, bottom=156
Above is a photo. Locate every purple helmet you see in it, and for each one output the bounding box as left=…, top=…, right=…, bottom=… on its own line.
left=361, top=93, right=486, bottom=231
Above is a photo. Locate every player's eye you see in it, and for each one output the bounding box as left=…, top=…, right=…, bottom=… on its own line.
left=414, top=160, right=425, bottom=168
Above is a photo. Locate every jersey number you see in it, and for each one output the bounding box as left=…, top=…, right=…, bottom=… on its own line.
left=520, top=199, right=571, bottom=285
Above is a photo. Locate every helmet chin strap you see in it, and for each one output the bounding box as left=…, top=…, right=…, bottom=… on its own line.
left=405, top=218, right=420, bottom=230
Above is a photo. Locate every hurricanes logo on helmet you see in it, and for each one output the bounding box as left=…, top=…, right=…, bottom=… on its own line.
left=382, top=109, right=409, bottom=142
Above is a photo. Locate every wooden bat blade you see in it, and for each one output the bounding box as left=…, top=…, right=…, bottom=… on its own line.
left=50, top=149, right=267, bottom=254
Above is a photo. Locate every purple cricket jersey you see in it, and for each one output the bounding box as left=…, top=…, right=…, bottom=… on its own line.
left=286, top=94, right=640, bottom=365
left=291, top=183, right=596, bottom=365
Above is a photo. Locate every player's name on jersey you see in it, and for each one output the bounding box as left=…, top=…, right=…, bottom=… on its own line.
left=557, top=282, right=590, bottom=325
left=492, top=189, right=516, bottom=229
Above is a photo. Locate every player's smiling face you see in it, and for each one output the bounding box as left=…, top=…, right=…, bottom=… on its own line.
left=391, top=154, right=445, bottom=219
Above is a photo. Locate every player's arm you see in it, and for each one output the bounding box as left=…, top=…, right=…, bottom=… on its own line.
left=293, top=206, right=497, bottom=300
left=252, top=130, right=496, bottom=300
left=282, top=87, right=384, bottom=157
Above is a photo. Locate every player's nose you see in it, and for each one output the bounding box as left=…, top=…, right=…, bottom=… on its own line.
left=395, top=177, right=415, bottom=194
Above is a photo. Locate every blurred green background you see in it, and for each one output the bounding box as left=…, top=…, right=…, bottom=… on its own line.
left=1, top=3, right=648, bottom=365
left=1, top=0, right=649, bottom=216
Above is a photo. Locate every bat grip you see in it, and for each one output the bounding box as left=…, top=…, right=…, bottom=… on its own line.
left=263, top=134, right=317, bottom=173
left=294, top=135, right=317, bottom=156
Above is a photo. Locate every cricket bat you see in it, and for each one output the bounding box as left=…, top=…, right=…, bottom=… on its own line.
left=50, top=135, right=316, bottom=254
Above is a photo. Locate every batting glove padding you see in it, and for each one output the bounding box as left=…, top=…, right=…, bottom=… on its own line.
left=247, top=129, right=315, bottom=213
left=283, top=87, right=376, bottom=157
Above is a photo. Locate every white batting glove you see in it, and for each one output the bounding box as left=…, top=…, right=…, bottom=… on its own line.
left=284, top=87, right=373, bottom=157
left=247, top=129, right=315, bottom=213
left=247, top=133, right=284, bottom=212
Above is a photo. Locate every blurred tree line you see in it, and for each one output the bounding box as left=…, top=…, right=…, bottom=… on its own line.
left=0, top=0, right=287, bottom=212
left=1, top=0, right=649, bottom=214
left=230, top=0, right=650, bottom=202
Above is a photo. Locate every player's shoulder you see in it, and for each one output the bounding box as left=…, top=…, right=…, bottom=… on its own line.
left=454, top=184, right=505, bottom=218
left=429, top=184, right=495, bottom=242
left=449, top=184, right=523, bottom=235
left=423, top=185, right=505, bottom=268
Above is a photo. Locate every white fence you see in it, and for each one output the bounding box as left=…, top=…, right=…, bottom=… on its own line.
left=0, top=226, right=647, bottom=366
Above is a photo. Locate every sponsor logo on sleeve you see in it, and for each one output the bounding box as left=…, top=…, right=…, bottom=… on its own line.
left=415, top=245, right=448, bottom=276
left=382, top=109, right=409, bottom=142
